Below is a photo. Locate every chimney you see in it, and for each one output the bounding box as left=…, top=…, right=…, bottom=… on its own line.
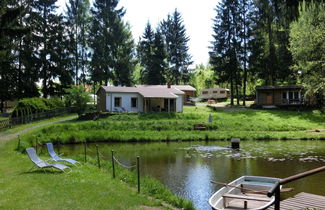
left=167, top=84, right=171, bottom=88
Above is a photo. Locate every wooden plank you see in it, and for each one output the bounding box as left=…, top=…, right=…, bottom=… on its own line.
left=223, top=193, right=271, bottom=202
left=267, top=192, right=325, bottom=210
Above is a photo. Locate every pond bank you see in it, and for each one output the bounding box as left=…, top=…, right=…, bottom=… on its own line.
left=19, top=106, right=325, bottom=145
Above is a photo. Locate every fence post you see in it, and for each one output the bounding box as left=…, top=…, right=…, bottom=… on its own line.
left=137, top=156, right=140, bottom=193
left=17, top=135, right=21, bottom=151
left=96, top=144, right=101, bottom=168
left=111, top=150, right=115, bottom=178
left=57, top=139, right=61, bottom=155
left=84, top=141, right=87, bottom=163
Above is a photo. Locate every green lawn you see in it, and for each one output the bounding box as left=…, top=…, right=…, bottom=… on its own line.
left=0, top=115, right=194, bottom=210
left=21, top=106, right=325, bottom=145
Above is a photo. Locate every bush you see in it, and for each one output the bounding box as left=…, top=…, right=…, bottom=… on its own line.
left=11, top=97, right=65, bottom=117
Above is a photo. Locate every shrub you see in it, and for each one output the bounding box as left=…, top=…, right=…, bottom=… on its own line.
left=11, top=97, right=65, bottom=117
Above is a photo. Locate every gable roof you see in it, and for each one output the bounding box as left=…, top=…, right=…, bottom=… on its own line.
left=99, top=86, right=184, bottom=99
left=136, top=85, right=196, bottom=91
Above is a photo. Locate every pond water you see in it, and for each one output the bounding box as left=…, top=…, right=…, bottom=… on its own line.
left=59, top=140, right=325, bottom=210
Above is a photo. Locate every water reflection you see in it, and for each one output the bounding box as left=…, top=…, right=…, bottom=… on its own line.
left=60, top=140, right=325, bottom=210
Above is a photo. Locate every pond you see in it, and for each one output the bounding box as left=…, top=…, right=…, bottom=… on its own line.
left=59, top=140, right=325, bottom=210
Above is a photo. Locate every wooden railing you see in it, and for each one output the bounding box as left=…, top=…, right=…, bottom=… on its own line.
left=267, top=166, right=325, bottom=210
left=0, top=107, right=71, bottom=130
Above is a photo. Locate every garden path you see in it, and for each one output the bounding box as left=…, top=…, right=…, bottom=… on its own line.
left=0, top=115, right=77, bottom=144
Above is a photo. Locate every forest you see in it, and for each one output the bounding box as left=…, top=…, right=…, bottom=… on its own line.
left=0, top=0, right=324, bottom=111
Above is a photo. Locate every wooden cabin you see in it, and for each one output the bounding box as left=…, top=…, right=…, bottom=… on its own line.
left=255, top=85, right=303, bottom=106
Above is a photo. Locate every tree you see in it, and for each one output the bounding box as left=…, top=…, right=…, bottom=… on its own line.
left=160, top=9, right=192, bottom=84
left=66, top=0, right=91, bottom=85
left=89, top=0, right=135, bottom=86
left=0, top=0, right=28, bottom=112
left=65, top=85, right=91, bottom=115
left=249, top=0, right=296, bottom=86
left=209, top=0, right=242, bottom=105
left=190, top=64, right=215, bottom=94
left=137, top=22, right=167, bottom=85
left=289, top=1, right=325, bottom=107
left=23, top=0, right=73, bottom=98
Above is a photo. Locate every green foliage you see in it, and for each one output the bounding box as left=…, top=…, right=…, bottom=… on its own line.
left=65, top=85, right=91, bottom=115
left=137, top=22, right=167, bottom=85
left=89, top=0, right=135, bottom=86
left=11, top=97, right=65, bottom=117
left=160, top=9, right=192, bottom=84
left=289, top=1, right=325, bottom=107
left=66, top=0, right=91, bottom=85
left=190, top=64, right=215, bottom=94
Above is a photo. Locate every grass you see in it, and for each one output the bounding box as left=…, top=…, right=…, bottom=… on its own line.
left=0, top=138, right=194, bottom=209
left=0, top=114, right=77, bottom=137
left=20, top=106, right=325, bottom=145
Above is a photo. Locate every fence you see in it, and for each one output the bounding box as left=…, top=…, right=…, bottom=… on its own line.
left=83, top=142, right=141, bottom=193
left=0, top=107, right=71, bottom=130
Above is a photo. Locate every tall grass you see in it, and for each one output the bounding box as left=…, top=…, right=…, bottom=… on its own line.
left=20, top=106, right=325, bottom=145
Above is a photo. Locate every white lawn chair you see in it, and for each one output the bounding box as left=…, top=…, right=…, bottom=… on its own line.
left=46, top=143, right=81, bottom=166
left=26, top=147, right=70, bottom=172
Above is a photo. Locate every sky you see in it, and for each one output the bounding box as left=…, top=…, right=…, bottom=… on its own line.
left=57, top=0, right=219, bottom=66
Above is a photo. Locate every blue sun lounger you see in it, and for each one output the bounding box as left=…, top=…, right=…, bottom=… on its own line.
left=26, top=147, right=70, bottom=172
left=46, top=142, right=81, bottom=166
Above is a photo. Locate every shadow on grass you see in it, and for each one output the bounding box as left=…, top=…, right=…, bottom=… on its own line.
left=20, top=169, right=65, bottom=174
left=208, top=106, right=325, bottom=124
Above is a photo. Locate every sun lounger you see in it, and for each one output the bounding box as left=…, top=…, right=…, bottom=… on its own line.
left=26, top=147, right=70, bottom=172
left=46, top=142, right=81, bottom=166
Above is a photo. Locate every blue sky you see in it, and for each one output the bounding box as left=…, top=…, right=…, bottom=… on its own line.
left=57, top=0, right=219, bottom=66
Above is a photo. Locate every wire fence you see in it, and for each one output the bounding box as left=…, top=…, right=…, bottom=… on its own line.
left=0, top=107, right=72, bottom=130
left=82, top=143, right=141, bottom=193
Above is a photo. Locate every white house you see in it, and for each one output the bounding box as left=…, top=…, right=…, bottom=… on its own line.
left=97, top=86, right=185, bottom=113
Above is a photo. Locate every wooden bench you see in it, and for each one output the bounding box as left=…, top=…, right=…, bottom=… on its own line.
left=223, top=193, right=271, bottom=202
left=193, top=124, right=207, bottom=131
left=223, top=193, right=271, bottom=208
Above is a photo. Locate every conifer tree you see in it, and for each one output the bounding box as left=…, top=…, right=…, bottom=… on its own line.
left=160, top=9, right=192, bottom=85
left=66, top=0, right=90, bottom=85
left=209, top=0, right=242, bottom=105
left=89, top=0, right=135, bottom=86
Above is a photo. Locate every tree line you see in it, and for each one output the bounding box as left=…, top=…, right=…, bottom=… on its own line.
left=0, top=0, right=324, bottom=111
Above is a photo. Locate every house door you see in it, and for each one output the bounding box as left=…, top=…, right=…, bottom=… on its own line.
left=266, top=92, right=273, bottom=105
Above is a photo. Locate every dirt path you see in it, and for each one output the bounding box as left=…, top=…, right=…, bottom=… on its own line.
left=0, top=115, right=77, bottom=144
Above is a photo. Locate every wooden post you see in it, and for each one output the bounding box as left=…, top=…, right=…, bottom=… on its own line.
left=17, top=135, right=21, bottom=151
left=137, top=156, right=140, bottom=193
left=57, top=139, right=61, bottom=155
left=84, top=141, right=87, bottom=163
left=244, top=200, right=247, bottom=209
left=111, top=150, right=115, bottom=178
left=96, top=144, right=100, bottom=168
left=231, top=138, right=240, bottom=149
left=274, top=185, right=280, bottom=210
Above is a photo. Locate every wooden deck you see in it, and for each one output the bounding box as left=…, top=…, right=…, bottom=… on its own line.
left=267, top=192, right=325, bottom=209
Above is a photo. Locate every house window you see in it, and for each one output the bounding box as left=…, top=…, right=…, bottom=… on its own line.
left=220, top=91, right=225, bottom=94
left=202, top=91, right=208, bottom=94
left=282, top=92, right=287, bottom=99
left=131, top=97, right=138, bottom=108
left=294, top=92, right=299, bottom=99
left=114, top=97, right=121, bottom=107
left=213, top=91, right=218, bottom=93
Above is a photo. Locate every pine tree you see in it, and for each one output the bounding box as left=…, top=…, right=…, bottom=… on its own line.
left=137, top=21, right=155, bottom=84
left=209, top=0, right=242, bottom=105
left=160, top=9, right=192, bottom=85
left=66, top=0, right=90, bottom=85
left=23, top=0, right=73, bottom=98
left=0, top=0, right=29, bottom=112
left=89, top=0, right=135, bottom=86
